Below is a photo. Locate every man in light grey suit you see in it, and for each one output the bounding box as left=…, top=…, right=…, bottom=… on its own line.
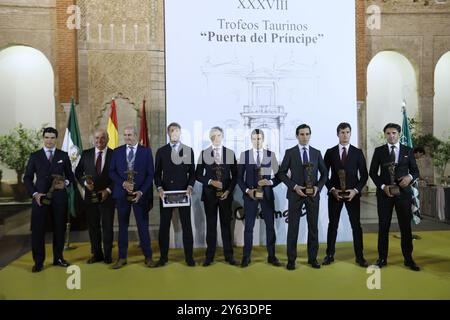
left=277, top=124, right=327, bottom=270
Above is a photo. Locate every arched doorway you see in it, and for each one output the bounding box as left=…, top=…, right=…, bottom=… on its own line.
left=434, top=51, right=450, bottom=141
left=0, top=45, right=55, bottom=183
left=366, top=51, right=419, bottom=190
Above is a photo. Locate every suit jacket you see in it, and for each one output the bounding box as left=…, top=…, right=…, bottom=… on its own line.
left=195, top=146, right=237, bottom=201
left=109, top=144, right=154, bottom=201
left=369, top=143, right=419, bottom=199
left=154, top=143, right=195, bottom=191
left=237, top=149, right=280, bottom=201
left=75, top=147, right=114, bottom=203
left=324, top=145, right=368, bottom=194
left=23, top=148, right=75, bottom=204
left=277, top=145, right=327, bottom=200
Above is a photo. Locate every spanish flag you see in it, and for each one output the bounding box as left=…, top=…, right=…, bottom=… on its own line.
left=107, top=99, right=119, bottom=149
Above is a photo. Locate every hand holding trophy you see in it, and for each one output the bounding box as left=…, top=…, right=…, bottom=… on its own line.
left=83, top=175, right=100, bottom=203
left=41, top=174, right=65, bottom=205
left=303, top=162, right=316, bottom=196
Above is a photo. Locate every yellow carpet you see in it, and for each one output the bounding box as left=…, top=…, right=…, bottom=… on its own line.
left=0, top=231, right=449, bottom=300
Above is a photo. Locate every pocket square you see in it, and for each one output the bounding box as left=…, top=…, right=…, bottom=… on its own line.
left=57, top=160, right=63, bottom=164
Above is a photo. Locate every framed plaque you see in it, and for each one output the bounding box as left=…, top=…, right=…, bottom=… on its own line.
left=162, top=190, right=191, bottom=208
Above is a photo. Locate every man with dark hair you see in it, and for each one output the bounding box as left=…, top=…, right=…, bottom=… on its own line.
left=277, top=124, right=327, bottom=270
left=196, top=126, right=238, bottom=266
left=323, top=122, right=369, bottom=267
left=369, top=123, right=420, bottom=271
left=237, top=128, right=281, bottom=267
left=153, top=122, right=196, bottom=267
left=23, top=127, right=75, bottom=273
left=75, top=129, right=115, bottom=264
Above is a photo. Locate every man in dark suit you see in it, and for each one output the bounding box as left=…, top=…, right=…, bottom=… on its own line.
left=153, top=122, right=195, bottom=267
left=23, top=127, right=75, bottom=273
left=277, top=124, right=327, bottom=270
left=369, top=123, right=420, bottom=271
left=75, top=129, right=115, bottom=264
left=109, top=126, right=155, bottom=269
left=323, top=122, right=368, bottom=267
left=237, top=129, right=281, bottom=267
left=195, top=126, right=238, bottom=266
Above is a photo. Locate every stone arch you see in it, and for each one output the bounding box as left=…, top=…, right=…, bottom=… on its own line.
left=93, top=92, right=141, bottom=147
left=433, top=51, right=450, bottom=141
left=0, top=45, right=55, bottom=182
left=366, top=50, right=419, bottom=189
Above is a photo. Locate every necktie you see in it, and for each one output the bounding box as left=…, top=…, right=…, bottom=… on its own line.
left=256, top=150, right=261, bottom=167
left=341, top=147, right=347, bottom=166
left=214, top=147, right=221, bottom=164
left=389, top=145, right=396, bottom=163
left=47, top=150, right=53, bottom=163
left=128, top=146, right=134, bottom=163
left=96, top=151, right=102, bottom=175
left=302, top=147, right=308, bottom=164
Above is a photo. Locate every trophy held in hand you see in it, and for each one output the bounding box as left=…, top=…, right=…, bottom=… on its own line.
left=303, top=162, right=315, bottom=196
left=124, top=169, right=137, bottom=202
left=213, top=163, right=224, bottom=198
left=254, top=166, right=264, bottom=200
left=386, top=162, right=401, bottom=196
left=83, top=175, right=100, bottom=203
left=41, top=174, right=65, bottom=205
left=338, top=169, right=350, bottom=199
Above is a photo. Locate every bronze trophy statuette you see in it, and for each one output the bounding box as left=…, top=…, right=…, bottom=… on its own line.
left=83, top=175, right=100, bottom=203
left=254, top=166, right=264, bottom=200
left=213, top=163, right=224, bottom=198
left=387, top=162, right=401, bottom=196
left=303, top=162, right=315, bottom=196
left=124, top=169, right=137, bottom=202
left=41, top=174, right=65, bottom=205
left=338, top=169, right=350, bottom=198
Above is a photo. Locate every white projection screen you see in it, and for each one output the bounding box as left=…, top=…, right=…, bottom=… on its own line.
left=165, top=0, right=357, bottom=248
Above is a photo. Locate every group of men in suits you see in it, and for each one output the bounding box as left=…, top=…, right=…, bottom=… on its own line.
left=24, top=121, right=421, bottom=273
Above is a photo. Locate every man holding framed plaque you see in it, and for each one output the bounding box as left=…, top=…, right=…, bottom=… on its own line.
left=75, top=129, right=115, bottom=265
left=109, top=126, right=155, bottom=269
left=153, top=122, right=195, bottom=267
left=23, top=127, right=75, bottom=273
left=322, top=123, right=368, bottom=267
left=277, top=124, right=327, bottom=270
left=369, top=123, right=420, bottom=271
left=195, top=127, right=237, bottom=267
left=237, top=129, right=281, bottom=268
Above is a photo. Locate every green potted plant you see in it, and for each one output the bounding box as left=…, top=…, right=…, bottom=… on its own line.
left=432, top=139, right=450, bottom=186
left=0, top=124, right=42, bottom=201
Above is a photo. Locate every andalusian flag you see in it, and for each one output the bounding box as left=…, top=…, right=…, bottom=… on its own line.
left=62, top=97, right=83, bottom=217
left=107, top=99, right=119, bottom=149
left=401, top=103, right=421, bottom=225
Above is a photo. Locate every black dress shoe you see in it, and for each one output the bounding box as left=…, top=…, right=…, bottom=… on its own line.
left=322, top=255, right=334, bottom=265
left=404, top=260, right=420, bottom=271
left=356, top=258, right=369, bottom=268
left=104, top=257, right=113, bottom=264
left=267, top=257, right=282, bottom=267
left=309, top=260, right=321, bottom=269
left=87, top=256, right=104, bottom=264
left=375, top=258, right=387, bottom=268
left=203, top=259, right=213, bottom=267
left=241, top=257, right=251, bottom=268
left=32, top=264, right=43, bottom=273
left=186, top=258, right=196, bottom=267
left=286, top=261, right=296, bottom=270
left=225, top=257, right=237, bottom=266
left=53, top=259, right=70, bottom=267
left=151, top=258, right=168, bottom=268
